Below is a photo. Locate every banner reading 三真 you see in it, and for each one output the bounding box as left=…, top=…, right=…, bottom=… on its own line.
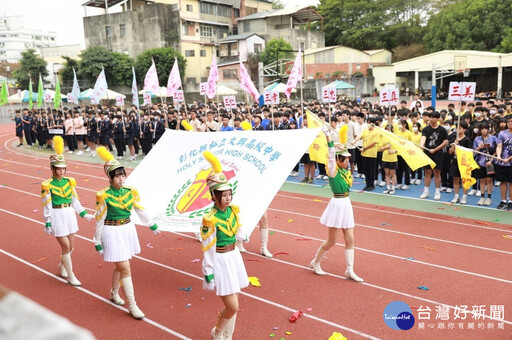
left=125, top=129, right=320, bottom=236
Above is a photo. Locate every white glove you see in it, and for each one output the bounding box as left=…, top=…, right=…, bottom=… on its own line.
left=153, top=229, right=161, bottom=235
left=322, top=125, right=330, bottom=136
left=84, top=214, right=95, bottom=221
left=44, top=227, right=52, bottom=235
left=97, top=250, right=104, bottom=256
left=203, top=279, right=215, bottom=291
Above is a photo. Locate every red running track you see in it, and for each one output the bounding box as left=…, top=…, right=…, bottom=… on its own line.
left=0, top=123, right=510, bottom=340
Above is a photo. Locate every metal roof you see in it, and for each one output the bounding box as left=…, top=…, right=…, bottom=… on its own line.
left=237, top=5, right=323, bottom=23
left=218, top=33, right=264, bottom=43
left=82, top=0, right=147, bottom=8
left=181, top=17, right=230, bottom=27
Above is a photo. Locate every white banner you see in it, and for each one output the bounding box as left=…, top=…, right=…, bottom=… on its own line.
left=116, top=96, right=125, bottom=106
left=199, top=82, right=208, bottom=96
left=125, top=129, right=320, bottom=235
left=223, top=96, right=236, bottom=109
left=173, top=90, right=184, bottom=103
left=379, top=88, right=399, bottom=106
left=263, top=91, right=279, bottom=105
left=321, top=86, right=336, bottom=103
left=448, top=82, right=476, bottom=101
left=143, top=93, right=152, bottom=105
left=44, top=93, right=52, bottom=103
left=66, top=93, right=75, bottom=104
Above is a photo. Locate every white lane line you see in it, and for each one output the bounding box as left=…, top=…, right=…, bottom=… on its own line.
left=0, top=206, right=511, bottom=329
left=276, top=192, right=512, bottom=233
left=0, top=207, right=380, bottom=339
left=269, top=207, right=512, bottom=257
left=3, top=182, right=512, bottom=284
left=0, top=248, right=191, bottom=340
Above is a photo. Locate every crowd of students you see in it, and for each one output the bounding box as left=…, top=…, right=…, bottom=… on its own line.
left=12, top=96, right=512, bottom=210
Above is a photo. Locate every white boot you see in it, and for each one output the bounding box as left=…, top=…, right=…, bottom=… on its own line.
left=236, top=239, right=247, bottom=253
left=211, top=316, right=231, bottom=340
left=121, top=277, right=145, bottom=319
left=345, top=249, right=364, bottom=282
left=260, top=228, right=273, bottom=258
left=61, top=252, right=81, bottom=286
left=309, top=247, right=326, bottom=275
left=59, top=261, right=68, bottom=278
left=223, top=313, right=237, bottom=340
left=110, top=269, right=125, bottom=305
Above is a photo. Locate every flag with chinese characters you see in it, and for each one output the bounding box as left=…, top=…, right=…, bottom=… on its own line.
left=0, top=78, right=8, bottom=106
left=54, top=77, right=62, bottom=109
left=91, top=67, right=108, bottom=104
left=37, top=74, right=44, bottom=108
left=239, top=60, right=260, bottom=102
left=206, top=55, right=219, bottom=99
left=284, top=47, right=302, bottom=99
left=131, top=67, right=139, bottom=109
left=455, top=145, right=480, bottom=189
left=374, top=126, right=435, bottom=171
left=306, top=109, right=328, bottom=165
left=167, top=58, right=181, bottom=97
left=144, top=59, right=159, bottom=95
left=28, top=78, right=33, bottom=109
left=70, top=68, right=80, bottom=104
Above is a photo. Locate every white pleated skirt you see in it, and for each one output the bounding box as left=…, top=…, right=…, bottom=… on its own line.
left=213, top=248, right=249, bottom=296
left=319, top=197, right=355, bottom=229
left=51, top=207, right=79, bottom=237
left=101, top=221, right=141, bottom=262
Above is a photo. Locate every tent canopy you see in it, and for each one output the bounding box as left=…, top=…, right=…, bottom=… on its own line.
left=325, top=80, right=354, bottom=90
left=80, top=88, right=126, bottom=100
left=22, top=89, right=65, bottom=102
left=139, top=86, right=169, bottom=98
left=264, top=82, right=296, bottom=93
left=216, top=85, right=238, bottom=96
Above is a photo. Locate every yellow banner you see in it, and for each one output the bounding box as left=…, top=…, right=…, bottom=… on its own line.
left=306, top=110, right=328, bottom=165
left=374, top=127, right=435, bottom=171
left=455, top=145, right=480, bottom=190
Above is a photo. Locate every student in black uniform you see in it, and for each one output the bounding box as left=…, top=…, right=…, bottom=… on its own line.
left=112, top=115, right=126, bottom=159
left=13, top=110, right=23, bottom=146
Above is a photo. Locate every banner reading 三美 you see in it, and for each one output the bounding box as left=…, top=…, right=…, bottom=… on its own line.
left=125, top=129, right=320, bottom=236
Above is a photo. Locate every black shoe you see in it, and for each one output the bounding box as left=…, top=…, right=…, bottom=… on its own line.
left=497, top=201, right=507, bottom=210
left=17, top=144, right=22, bottom=147
left=362, top=185, right=369, bottom=191
left=367, top=186, right=375, bottom=191
left=507, top=202, right=512, bottom=211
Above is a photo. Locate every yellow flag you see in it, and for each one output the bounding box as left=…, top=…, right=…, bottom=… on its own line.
left=455, top=145, right=480, bottom=190
left=374, top=127, right=435, bottom=171
left=305, top=110, right=328, bottom=164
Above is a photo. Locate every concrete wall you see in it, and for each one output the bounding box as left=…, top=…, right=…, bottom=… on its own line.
left=83, top=3, right=181, bottom=58
left=373, top=65, right=397, bottom=91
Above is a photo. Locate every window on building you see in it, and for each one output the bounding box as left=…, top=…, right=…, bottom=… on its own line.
left=218, top=4, right=231, bottom=17
left=243, top=21, right=250, bottom=33
left=120, top=24, right=126, bottom=37
left=246, top=7, right=257, bottom=15
left=234, top=8, right=240, bottom=17
left=200, top=2, right=215, bottom=15
left=181, top=22, right=188, bottom=35
left=106, top=26, right=112, bottom=38
left=200, top=25, right=213, bottom=37
left=200, top=50, right=206, bottom=57
left=218, top=27, right=228, bottom=39
left=186, top=4, right=193, bottom=12
left=201, top=77, right=208, bottom=82
left=223, top=69, right=237, bottom=79
left=186, top=77, right=196, bottom=84
left=254, top=43, right=262, bottom=54
left=185, top=50, right=195, bottom=57
left=232, top=25, right=238, bottom=35
left=356, top=64, right=361, bottom=70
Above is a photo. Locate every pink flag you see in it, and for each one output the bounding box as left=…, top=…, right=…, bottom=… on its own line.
left=284, top=47, right=302, bottom=99
left=167, top=58, right=182, bottom=97
left=206, top=55, right=219, bottom=99
left=143, top=59, right=159, bottom=95
left=239, top=60, right=260, bottom=102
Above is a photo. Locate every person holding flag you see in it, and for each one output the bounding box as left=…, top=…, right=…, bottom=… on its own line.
left=200, top=151, right=249, bottom=340
left=449, top=121, right=472, bottom=204
left=93, top=146, right=160, bottom=319
left=41, top=136, right=95, bottom=286
left=310, top=125, right=363, bottom=282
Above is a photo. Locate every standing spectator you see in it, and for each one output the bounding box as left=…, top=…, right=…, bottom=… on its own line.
left=496, top=116, right=512, bottom=209
left=64, top=112, right=76, bottom=154
left=73, top=110, right=85, bottom=155
left=395, top=119, right=412, bottom=190
left=352, top=117, right=380, bottom=191
left=21, top=108, right=33, bottom=146
left=473, top=122, right=498, bottom=205
left=13, top=110, right=23, bottom=146
left=449, top=122, right=472, bottom=204
left=420, top=111, right=449, bottom=200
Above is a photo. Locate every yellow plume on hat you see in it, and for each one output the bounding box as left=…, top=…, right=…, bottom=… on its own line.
left=53, top=136, right=64, bottom=155
left=339, top=124, right=348, bottom=144
left=97, top=146, right=114, bottom=162
left=241, top=121, right=252, bottom=130
left=203, top=151, right=222, bottom=173
left=181, top=120, right=193, bottom=131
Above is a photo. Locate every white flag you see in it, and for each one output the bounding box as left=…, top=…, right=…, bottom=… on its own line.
left=167, top=58, right=182, bottom=97
left=131, top=67, right=139, bottom=109
left=70, top=68, right=80, bottom=104
left=143, top=59, right=160, bottom=95
left=284, top=47, right=302, bottom=99
left=91, top=67, right=108, bottom=104
left=125, top=129, right=320, bottom=235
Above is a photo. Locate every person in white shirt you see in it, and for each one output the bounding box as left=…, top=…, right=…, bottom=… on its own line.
left=409, top=95, right=424, bottom=114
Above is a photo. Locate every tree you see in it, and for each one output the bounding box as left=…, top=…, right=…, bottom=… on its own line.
left=133, top=47, right=186, bottom=87
left=259, top=38, right=293, bottom=66
left=424, top=0, right=512, bottom=52
left=392, top=43, right=427, bottom=62
left=13, top=49, right=48, bottom=89
left=77, top=46, right=134, bottom=88
left=272, top=0, right=285, bottom=9
left=315, top=0, right=431, bottom=51
left=60, top=56, right=79, bottom=88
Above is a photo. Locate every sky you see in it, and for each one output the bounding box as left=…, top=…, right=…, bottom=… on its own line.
left=1, top=0, right=319, bottom=49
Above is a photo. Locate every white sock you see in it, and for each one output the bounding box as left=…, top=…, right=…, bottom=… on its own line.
left=435, top=188, right=441, bottom=194
left=423, top=187, right=429, bottom=193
